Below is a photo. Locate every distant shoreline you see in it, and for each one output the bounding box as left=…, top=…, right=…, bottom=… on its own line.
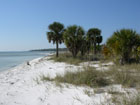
left=30, top=48, right=68, bottom=52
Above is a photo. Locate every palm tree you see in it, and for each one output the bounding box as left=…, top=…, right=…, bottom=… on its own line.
left=63, top=25, right=85, bottom=58
left=47, top=22, right=65, bottom=57
left=87, top=28, right=101, bottom=55
left=107, top=29, right=140, bottom=64
left=80, top=36, right=87, bottom=56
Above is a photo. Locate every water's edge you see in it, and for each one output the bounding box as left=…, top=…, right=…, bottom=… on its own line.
left=0, top=51, right=53, bottom=72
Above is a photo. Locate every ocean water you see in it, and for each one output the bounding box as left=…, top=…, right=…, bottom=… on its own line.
left=0, top=51, right=53, bottom=72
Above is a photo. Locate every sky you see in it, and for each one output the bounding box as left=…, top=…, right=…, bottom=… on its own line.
left=0, top=0, right=140, bottom=51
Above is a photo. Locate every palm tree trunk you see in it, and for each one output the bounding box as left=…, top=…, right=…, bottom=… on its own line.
left=94, top=43, right=96, bottom=55
left=56, top=42, right=59, bottom=57
left=98, top=43, right=100, bottom=53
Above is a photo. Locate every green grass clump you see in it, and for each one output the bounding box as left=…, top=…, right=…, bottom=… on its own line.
left=122, top=94, right=140, bottom=105
left=113, top=70, right=137, bottom=87
left=49, top=52, right=88, bottom=65
left=49, top=52, right=105, bottom=65
left=104, top=65, right=139, bottom=88
left=40, top=74, right=53, bottom=82
left=41, top=66, right=110, bottom=87
left=111, top=93, right=140, bottom=105
left=109, top=65, right=140, bottom=87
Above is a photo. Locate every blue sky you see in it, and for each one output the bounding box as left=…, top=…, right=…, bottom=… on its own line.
left=0, top=0, right=140, bottom=51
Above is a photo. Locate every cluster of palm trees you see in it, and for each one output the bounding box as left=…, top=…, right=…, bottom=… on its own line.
left=47, top=22, right=140, bottom=64
left=47, top=22, right=103, bottom=58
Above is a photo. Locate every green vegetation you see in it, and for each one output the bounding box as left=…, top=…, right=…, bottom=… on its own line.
left=122, top=94, right=140, bottom=105
left=49, top=52, right=88, bottom=65
left=45, top=22, right=140, bottom=105
left=47, top=22, right=65, bottom=57
left=107, top=64, right=140, bottom=87
left=106, top=29, right=140, bottom=64
left=41, top=66, right=110, bottom=87
left=41, top=60, right=140, bottom=88
left=111, top=93, right=140, bottom=105
left=46, top=22, right=140, bottom=64
left=46, top=23, right=140, bottom=88
left=79, top=36, right=87, bottom=56
left=46, top=22, right=104, bottom=60
left=87, top=28, right=102, bottom=55
left=49, top=52, right=104, bottom=65
left=63, top=25, right=85, bottom=58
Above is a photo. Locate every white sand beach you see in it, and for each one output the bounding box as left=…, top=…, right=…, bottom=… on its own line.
left=0, top=56, right=138, bottom=105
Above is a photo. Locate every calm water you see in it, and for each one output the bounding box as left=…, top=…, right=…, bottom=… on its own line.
left=0, top=51, right=53, bottom=72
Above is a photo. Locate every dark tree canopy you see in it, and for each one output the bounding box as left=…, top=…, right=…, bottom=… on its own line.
left=87, top=28, right=102, bottom=55
left=63, top=25, right=85, bottom=57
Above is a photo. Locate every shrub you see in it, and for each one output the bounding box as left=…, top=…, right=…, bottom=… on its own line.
left=107, top=29, right=140, bottom=64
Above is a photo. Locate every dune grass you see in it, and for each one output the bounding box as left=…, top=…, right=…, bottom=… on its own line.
left=107, top=64, right=140, bottom=88
left=40, top=54, right=140, bottom=105
left=49, top=52, right=104, bottom=65
left=111, top=93, right=140, bottom=105
left=44, top=53, right=140, bottom=88
left=122, top=94, right=140, bottom=105
left=41, top=66, right=111, bottom=87
left=54, top=67, right=110, bottom=87
left=49, top=52, right=86, bottom=65
left=41, top=63, right=140, bottom=89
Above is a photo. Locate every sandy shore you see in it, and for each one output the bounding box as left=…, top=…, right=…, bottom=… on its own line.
left=0, top=56, right=138, bottom=105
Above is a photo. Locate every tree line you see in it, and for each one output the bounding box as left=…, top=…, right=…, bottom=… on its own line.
left=47, top=22, right=102, bottom=58
left=47, top=22, right=140, bottom=64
